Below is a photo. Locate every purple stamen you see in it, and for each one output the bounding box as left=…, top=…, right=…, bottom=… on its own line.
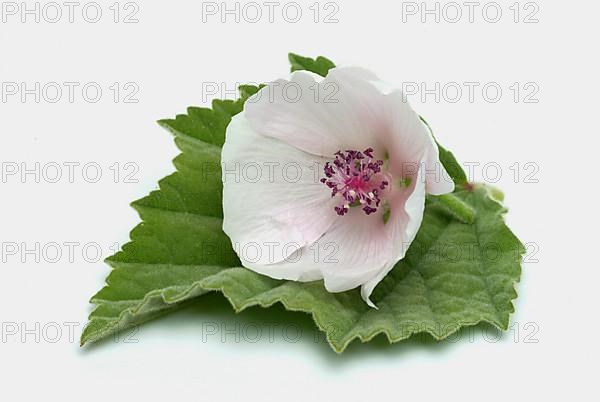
left=322, top=148, right=389, bottom=216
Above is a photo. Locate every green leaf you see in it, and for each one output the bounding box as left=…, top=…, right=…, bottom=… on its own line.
left=288, top=53, right=335, bottom=77
left=81, top=89, right=258, bottom=346
left=82, top=56, right=524, bottom=353
left=203, top=188, right=524, bottom=352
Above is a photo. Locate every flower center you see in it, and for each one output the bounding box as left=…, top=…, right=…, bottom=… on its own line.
left=321, top=148, right=389, bottom=216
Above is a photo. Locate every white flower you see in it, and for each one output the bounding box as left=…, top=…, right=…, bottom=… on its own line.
left=221, top=66, right=454, bottom=307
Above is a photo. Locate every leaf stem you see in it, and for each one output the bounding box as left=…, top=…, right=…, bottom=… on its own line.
left=435, top=193, right=476, bottom=224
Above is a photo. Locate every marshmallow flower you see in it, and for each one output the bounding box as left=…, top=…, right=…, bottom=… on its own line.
left=221, top=67, right=454, bottom=307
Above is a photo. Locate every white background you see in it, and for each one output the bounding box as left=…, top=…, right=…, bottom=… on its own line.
left=1, top=0, right=598, bottom=400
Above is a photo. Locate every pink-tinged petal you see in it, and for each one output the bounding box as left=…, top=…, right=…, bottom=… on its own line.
left=250, top=163, right=429, bottom=305
left=222, top=114, right=338, bottom=266
left=245, top=67, right=454, bottom=194
left=364, top=85, right=454, bottom=194
left=361, top=165, right=427, bottom=307
left=244, top=68, right=388, bottom=157
left=423, top=131, right=455, bottom=195
left=327, top=67, right=453, bottom=194
left=243, top=205, right=394, bottom=292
